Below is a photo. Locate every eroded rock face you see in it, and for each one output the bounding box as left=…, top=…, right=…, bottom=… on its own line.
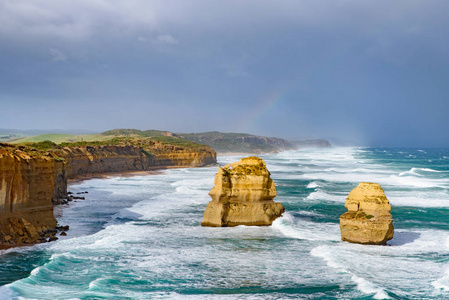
left=201, top=156, right=284, bottom=227
left=0, top=150, right=58, bottom=248
left=339, top=182, right=394, bottom=245
left=0, top=142, right=216, bottom=249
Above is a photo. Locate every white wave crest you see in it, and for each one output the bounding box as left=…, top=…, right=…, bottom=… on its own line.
left=432, top=236, right=449, bottom=292
left=272, top=212, right=339, bottom=241
left=306, top=181, right=319, bottom=188
left=306, top=189, right=344, bottom=202
left=311, top=246, right=390, bottom=299
left=399, top=168, right=423, bottom=177
left=388, top=175, right=449, bottom=189
left=399, top=167, right=446, bottom=177
left=30, top=266, right=41, bottom=276
left=432, top=268, right=449, bottom=292
left=352, top=275, right=391, bottom=299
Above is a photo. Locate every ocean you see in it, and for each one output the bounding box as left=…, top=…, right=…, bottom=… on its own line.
left=1, top=147, right=449, bottom=299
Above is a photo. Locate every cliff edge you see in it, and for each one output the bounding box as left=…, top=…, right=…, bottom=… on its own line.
left=0, top=146, right=59, bottom=248
left=201, top=156, right=284, bottom=227
left=1, top=139, right=216, bottom=249
left=339, top=182, right=394, bottom=245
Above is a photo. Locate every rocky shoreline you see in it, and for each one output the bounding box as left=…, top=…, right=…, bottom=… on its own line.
left=0, top=141, right=216, bottom=249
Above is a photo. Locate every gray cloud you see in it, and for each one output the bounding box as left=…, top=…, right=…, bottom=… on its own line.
left=153, top=34, right=178, bottom=45
left=49, top=48, right=67, bottom=62
left=1, top=0, right=449, bottom=147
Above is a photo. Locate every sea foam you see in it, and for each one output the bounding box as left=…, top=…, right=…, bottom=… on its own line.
left=3, top=147, right=449, bottom=299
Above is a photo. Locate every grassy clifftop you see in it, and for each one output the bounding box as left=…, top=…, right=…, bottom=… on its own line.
left=10, top=128, right=331, bottom=154
left=12, top=130, right=203, bottom=150
left=12, top=133, right=108, bottom=144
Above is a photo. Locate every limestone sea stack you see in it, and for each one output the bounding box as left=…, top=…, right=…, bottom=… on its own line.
left=201, top=156, right=284, bottom=227
left=339, top=182, right=394, bottom=245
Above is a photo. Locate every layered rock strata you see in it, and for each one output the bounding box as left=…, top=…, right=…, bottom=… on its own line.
left=0, top=149, right=58, bottom=248
left=62, top=143, right=216, bottom=178
left=1, top=142, right=216, bottom=248
left=201, top=156, right=284, bottom=227
left=339, top=182, right=394, bottom=245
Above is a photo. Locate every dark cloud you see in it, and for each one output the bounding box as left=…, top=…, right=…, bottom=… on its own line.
left=1, top=0, right=449, bottom=147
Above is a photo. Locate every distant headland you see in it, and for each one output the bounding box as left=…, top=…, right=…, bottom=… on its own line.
left=1, top=128, right=331, bottom=154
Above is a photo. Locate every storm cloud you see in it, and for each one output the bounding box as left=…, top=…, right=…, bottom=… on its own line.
left=1, top=0, right=448, bottom=146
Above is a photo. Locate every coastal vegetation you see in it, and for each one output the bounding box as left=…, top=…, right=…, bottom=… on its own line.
left=11, top=132, right=207, bottom=155
left=8, top=128, right=331, bottom=154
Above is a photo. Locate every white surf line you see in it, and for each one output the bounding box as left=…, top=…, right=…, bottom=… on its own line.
left=311, top=245, right=391, bottom=299
left=272, top=213, right=340, bottom=242
left=432, top=235, right=449, bottom=292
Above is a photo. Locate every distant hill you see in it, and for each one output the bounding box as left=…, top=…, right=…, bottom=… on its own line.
left=178, top=131, right=296, bottom=153
left=10, top=128, right=331, bottom=153
left=101, top=129, right=177, bottom=138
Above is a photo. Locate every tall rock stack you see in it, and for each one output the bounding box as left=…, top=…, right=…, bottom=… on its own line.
left=339, top=182, right=394, bottom=245
left=201, top=156, right=284, bottom=227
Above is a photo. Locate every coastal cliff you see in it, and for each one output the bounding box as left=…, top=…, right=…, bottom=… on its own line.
left=202, top=156, right=284, bottom=227
left=339, top=182, right=394, bottom=245
left=0, top=146, right=58, bottom=248
left=60, top=143, right=215, bottom=178
left=0, top=140, right=216, bottom=249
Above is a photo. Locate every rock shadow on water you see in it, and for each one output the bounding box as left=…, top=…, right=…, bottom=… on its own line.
left=387, top=231, right=421, bottom=246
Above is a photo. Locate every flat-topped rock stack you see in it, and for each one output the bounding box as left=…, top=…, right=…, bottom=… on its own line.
left=201, top=156, right=284, bottom=227
left=339, top=182, right=394, bottom=245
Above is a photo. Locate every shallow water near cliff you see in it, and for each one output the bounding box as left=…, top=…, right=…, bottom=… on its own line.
left=1, top=147, right=449, bottom=299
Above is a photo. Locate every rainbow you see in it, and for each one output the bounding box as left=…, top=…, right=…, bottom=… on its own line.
left=237, top=89, right=285, bottom=133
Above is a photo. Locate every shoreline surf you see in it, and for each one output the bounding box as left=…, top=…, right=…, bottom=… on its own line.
left=1, top=147, right=449, bottom=299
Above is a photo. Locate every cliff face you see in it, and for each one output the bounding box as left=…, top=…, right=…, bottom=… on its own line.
left=202, top=156, right=284, bottom=227
left=339, top=182, right=394, bottom=245
left=0, top=148, right=58, bottom=248
left=52, top=161, right=67, bottom=204
left=0, top=141, right=216, bottom=249
left=60, top=144, right=216, bottom=178
left=61, top=145, right=148, bottom=178
left=145, top=144, right=216, bottom=167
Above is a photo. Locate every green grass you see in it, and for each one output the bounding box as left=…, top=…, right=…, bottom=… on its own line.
left=101, top=128, right=173, bottom=138
left=12, top=129, right=207, bottom=150
left=12, top=133, right=113, bottom=144
left=10, top=128, right=292, bottom=153
left=101, top=129, right=144, bottom=136
left=150, top=136, right=203, bottom=148
left=30, top=140, right=58, bottom=150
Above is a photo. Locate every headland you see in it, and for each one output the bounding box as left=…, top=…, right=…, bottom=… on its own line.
left=0, top=135, right=216, bottom=249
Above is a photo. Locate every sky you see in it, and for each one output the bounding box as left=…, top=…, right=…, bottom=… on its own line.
left=1, top=0, right=449, bottom=147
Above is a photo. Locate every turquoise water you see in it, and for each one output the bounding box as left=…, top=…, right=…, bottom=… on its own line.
left=1, top=147, right=449, bottom=299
